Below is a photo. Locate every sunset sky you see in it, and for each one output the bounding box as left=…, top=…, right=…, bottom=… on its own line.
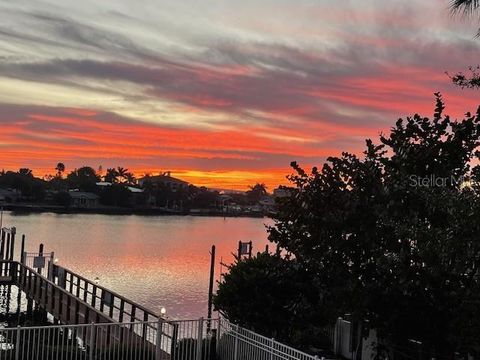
left=1, top=0, right=480, bottom=190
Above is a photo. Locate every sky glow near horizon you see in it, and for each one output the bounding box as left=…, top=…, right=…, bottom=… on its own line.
left=1, top=0, right=480, bottom=189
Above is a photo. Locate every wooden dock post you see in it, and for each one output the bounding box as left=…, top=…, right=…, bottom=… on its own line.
left=20, top=235, right=25, bottom=264
left=9, top=227, right=15, bottom=261
left=37, top=243, right=44, bottom=275
left=207, top=245, right=215, bottom=330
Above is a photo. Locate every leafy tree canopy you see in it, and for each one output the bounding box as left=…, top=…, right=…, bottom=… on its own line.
left=66, top=166, right=100, bottom=192
left=217, top=95, right=480, bottom=356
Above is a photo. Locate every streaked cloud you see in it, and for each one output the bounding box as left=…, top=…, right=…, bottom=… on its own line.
left=0, top=0, right=479, bottom=189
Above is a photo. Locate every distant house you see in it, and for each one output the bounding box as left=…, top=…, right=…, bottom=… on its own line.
left=69, top=191, right=100, bottom=209
left=259, top=196, right=276, bottom=211
left=138, top=172, right=188, bottom=192
left=273, top=187, right=291, bottom=198
left=96, top=182, right=144, bottom=194
left=0, top=189, right=18, bottom=203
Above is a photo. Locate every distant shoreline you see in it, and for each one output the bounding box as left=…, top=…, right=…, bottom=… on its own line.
left=0, top=203, right=267, bottom=218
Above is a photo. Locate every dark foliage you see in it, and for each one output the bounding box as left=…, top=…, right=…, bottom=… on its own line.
left=269, top=95, right=480, bottom=356
left=53, top=191, right=72, bottom=207
left=66, top=166, right=100, bottom=192
left=99, top=184, right=132, bottom=207
left=450, top=66, right=480, bottom=89
left=0, top=169, right=46, bottom=201
left=214, top=252, right=332, bottom=349
left=218, top=95, right=480, bottom=357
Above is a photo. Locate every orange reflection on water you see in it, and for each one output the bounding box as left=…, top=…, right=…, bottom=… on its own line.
left=4, top=212, right=272, bottom=319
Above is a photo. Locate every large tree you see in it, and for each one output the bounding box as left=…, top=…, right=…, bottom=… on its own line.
left=66, top=166, right=100, bottom=192
left=217, top=95, right=480, bottom=357
left=269, top=95, right=480, bottom=356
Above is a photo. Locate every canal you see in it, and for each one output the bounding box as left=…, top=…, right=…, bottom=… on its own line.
left=0, top=212, right=273, bottom=320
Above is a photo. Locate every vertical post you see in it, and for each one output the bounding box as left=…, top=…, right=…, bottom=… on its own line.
left=233, top=324, right=239, bottom=360
left=207, top=245, right=215, bottom=329
left=15, top=325, right=20, bottom=360
left=37, top=243, right=44, bottom=275
left=170, top=323, right=179, bottom=359
left=0, top=229, right=4, bottom=260
left=9, top=227, right=15, bottom=260
left=20, top=235, right=25, bottom=264
left=270, top=338, right=275, bottom=360
left=248, top=241, right=252, bottom=258
left=89, top=322, right=95, bottom=359
left=155, top=318, right=163, bottom=360
left=196, top=317, right=204, bottom=360
left=5, top=233, right=10, bottom=263
left=47, top=252, right=54, bottom=281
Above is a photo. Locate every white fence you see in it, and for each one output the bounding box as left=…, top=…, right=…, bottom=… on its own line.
left=0, top=317, right=322, bottom=360
left=0, top=318, right=219, bottom=360
left=216, top=318, right=319, bottom=360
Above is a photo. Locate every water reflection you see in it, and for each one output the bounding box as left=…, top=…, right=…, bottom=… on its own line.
left=2, top=213, right=273, bottom=319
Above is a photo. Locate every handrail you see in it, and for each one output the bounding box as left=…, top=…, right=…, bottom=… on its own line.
left=6, top=260, right=109, bottom=324
left=55, top=263, right=160, bottom=321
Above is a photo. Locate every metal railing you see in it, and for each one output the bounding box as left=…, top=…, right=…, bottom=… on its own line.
left=0, top=318, right=219, bottom=360
left=0, top=317, right=324, bottom=360
left=216, top=318, right=318, bottom=360
left=51, top=263, right=159, bottom=325
left=0, top=321, right=159, bottom=360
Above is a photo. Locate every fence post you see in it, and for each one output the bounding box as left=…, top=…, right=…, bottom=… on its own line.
left=37, top=243, right=44, bottom=275
left=270, top=338, right=275, bottom=360
left=47, top=252, right=54, bottom=281
left=216, top=318, right=221, bottom=356
left=89, top=322, right=95, bottom=359
left=196, top=317, right=204, bottom=360
left=10, top=227, right=16, bottom=260
left=234, top=324, right=239, bottom=360
left=15, top=325, right=20, bottom=360
left=170, top=323, right=179, bottom=359
left=156, top=318, right=163, bottom=360
left=20, top=235, right=25, bottom=264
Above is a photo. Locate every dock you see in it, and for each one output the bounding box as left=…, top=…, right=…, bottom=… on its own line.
left=0, top=226, right=324, bottom=360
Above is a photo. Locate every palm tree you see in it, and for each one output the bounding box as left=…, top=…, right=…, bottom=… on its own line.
left=124, top=172, right=137, bottom=185
left=117, top=167, right=128, bottom=182
left=55, top=162, right=65, bottom=178
left=451, top=0, right=480, bottom=14
left=451, top=0, right=480, bottom=35
left=105, top=168, right=119, bottom=183
left=449, top=0, right=480, bottom=88
left=18, top=168, right=33, bottom=177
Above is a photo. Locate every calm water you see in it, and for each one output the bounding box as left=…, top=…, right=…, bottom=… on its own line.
left=1, top=212, right=273, bottom=320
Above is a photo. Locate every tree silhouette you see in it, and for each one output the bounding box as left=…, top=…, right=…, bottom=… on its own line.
left=451, top=0, right=480, bottom=14
left=117, top=167, right=128, bottom=180
left=55, top=162, right=65, bottom=178
left=219, top=95, right=480, bottom=356
left=104, top=168, right=119, bottom=183
left=268, top=95, right=480, bottom=355
left=450, top=65, right=480, bottom=88
left=246, top=183, right=267, bottom=203
left=18, top=168, right=33, bottom=177
left=67, top=166, right=100, bottom=192
left=448, top=1, right=480, bottom=87
left=124, top=172, right=136, bottom=185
